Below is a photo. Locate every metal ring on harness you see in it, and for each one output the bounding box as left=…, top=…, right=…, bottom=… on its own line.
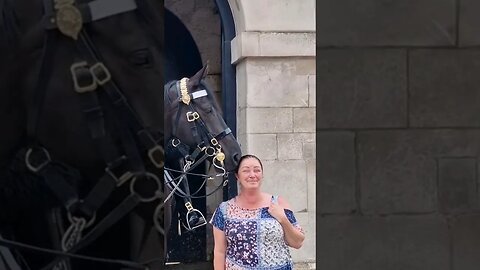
left=171, top=138, right=180, bottom=147
left=25, top=147, right=51, bottom=173
left=204, top=146, right=216, bottom=157
left=129, top=172, right=162, bottom=203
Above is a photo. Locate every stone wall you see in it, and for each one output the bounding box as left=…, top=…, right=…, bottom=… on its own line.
left=318, top=0, right=480, bottom=269
left=230, top=0, right=317, bottom=264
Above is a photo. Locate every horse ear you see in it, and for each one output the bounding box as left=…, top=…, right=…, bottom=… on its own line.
left=189, top=64, right=209, bottom=87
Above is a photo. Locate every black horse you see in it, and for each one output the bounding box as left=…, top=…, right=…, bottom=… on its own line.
left=0, top=0, right=166, bottom=269
left=163, top=65, right=242, bottom=263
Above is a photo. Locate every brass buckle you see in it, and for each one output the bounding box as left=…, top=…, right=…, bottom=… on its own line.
left=106, top=168, right=133, bottom=187
left=186, top=111, right=200, bottom=122
left=90, top=62, right=111, bottom=85
left=210, top=138, right=219, bottom=146
left=71, top=61, right=97, bottom=93
left=25, top=147, right=51, bottom=173
left=105, top=156, right=133, bottom=186
left=148, top=145, right=164, bottom=169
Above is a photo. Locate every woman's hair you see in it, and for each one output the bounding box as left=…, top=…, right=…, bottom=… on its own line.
left=235, top=154, right=263, bottom=173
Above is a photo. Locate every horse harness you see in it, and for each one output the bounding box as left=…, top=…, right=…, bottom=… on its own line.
left=3, top=0, right=165, bottom=269
left=163, top=78, right=232, bottom=233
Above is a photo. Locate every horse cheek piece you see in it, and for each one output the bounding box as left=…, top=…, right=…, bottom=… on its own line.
left=164, top=72, right=241, bottom=234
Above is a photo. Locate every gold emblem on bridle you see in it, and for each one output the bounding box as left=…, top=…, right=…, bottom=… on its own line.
left=180, top=78, right=191, bottom=105
left=54, top=0, right=82, bottom=40
left=216, top=151, right=225, bottom=162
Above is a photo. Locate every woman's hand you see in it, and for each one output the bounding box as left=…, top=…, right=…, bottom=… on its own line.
left=268, top=201, right=288, bottom=223
left=269, top=196, right=305, bottom=249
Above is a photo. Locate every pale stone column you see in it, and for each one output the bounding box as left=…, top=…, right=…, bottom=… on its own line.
left=229, top=0, right=316, bottom=266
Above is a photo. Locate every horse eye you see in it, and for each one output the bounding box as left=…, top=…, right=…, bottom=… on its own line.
left=129, top=49, right=153, bottom=68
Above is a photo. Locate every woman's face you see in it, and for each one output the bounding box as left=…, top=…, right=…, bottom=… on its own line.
left=235, top=157, right=263, bottom=190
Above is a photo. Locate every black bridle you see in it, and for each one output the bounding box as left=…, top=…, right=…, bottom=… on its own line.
left=0, top=0, right=166, bottom=269
left=163, top=77, right=233, bottom=232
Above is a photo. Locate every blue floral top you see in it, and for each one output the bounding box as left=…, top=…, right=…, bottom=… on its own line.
left=210, top=196, right=303, bottom=270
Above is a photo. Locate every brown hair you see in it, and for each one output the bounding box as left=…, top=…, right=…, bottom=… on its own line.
left=235, top=154, right=263, bottom=173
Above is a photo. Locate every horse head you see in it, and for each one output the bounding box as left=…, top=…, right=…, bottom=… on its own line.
left=164, top=65, right=242, bottom=173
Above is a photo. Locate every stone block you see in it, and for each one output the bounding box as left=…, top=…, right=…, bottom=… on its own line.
left=278, top=133, right=315, bottom=160
left=294, top=108, right=315, bottom=133
left=295, top=59, right=316, bottom=76
left=358, top=130, right=436, bottom=213
left=358, top=130, right=480, bottom=214
left=459, top=0, right=480, bottom=46
left=303, top=142, right=316, bottom=160
left=245, top=59, right=309, bottom=107
left=236, top=62, right=248, bottom=109
left=317, top=0, right=456, bottom=46
left=246, top=134, right=278, bottom=160
left=262, top=160, right=307, bottom=212
left=317, top=132, right=356, bottom=213
left=238, top=0, right=315, bottom=32
left=438, top=157, right=478, bottom=212
left=308, top=75, right=316, bottom=107
left=232, top=33, right=316, bottom=63
left=246, top=108, right=293, bottom=133
left=317, top=49, right=407, bottom=128
left=451, top=215, right=480, bottom=270
left=409, top=49, right=480, bottom=127
left=317, top=216, right=449, bottom=270
left=237, top=107, right=247, bottom=136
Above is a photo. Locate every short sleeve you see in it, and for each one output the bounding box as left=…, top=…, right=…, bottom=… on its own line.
left=209, top=202, right=226, bottom=231
left=285, top=209, right=304, bottom=234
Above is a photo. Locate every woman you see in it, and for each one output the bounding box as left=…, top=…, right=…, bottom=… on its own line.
left=210, top=154, right=305, bottom=270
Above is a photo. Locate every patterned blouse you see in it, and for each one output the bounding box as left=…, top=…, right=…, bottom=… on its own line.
left=210, top=195, right=303, bottom=270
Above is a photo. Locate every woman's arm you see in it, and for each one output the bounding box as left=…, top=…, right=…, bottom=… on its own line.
left=212, top=226, right=227, bottom=270
left=268, top=196, right=305, bottom=249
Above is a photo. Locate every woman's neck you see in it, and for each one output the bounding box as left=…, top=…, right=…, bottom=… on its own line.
left=237, top=190, right=265, bottom=207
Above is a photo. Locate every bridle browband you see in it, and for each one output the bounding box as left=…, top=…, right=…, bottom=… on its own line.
left=0, top=0, right=166, bottom=269
left=162, top=77, right=233, bottom=232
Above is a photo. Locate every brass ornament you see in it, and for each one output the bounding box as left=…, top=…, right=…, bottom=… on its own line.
left=180, top=78, right=191, bottom=105
left=54, top=0, right=82, bottom=40
left=216, top=151, right=225, bottom=163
